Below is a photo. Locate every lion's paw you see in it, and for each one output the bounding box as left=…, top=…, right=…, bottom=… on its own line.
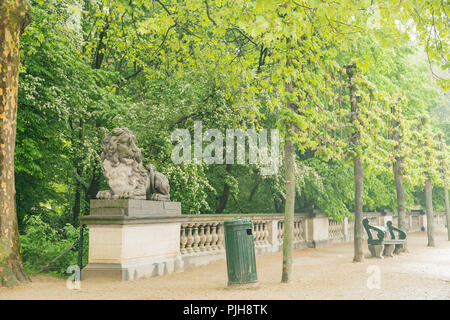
left=118, top=191, right=132, bottom=199
left=150, top=193, right=170, bottom=201
left=96, top=190, right=112, bottom=199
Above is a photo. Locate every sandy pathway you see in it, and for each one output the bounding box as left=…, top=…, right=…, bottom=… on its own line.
left=1, top=229, right=449, bottom=300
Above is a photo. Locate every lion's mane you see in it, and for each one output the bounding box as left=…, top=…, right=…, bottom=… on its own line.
left=100, top=128, right=148, bottom=194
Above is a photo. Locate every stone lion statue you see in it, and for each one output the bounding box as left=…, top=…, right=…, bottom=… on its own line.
left=96, top=128, right=170, bottom=201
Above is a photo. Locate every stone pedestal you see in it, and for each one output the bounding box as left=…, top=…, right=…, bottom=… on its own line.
left=80, top=200, right=182, bottom=280
left=306, top=214, right=332, bottom=248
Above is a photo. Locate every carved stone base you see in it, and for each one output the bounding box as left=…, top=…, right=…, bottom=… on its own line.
left=89, top=199, right=181, bottom=217
left=368, top=244, right=384, bottom=259
left=82, top=257, right=184, bottom=281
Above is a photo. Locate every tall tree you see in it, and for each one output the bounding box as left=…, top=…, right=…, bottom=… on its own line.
left=0, top=0, right=31, bottom=287
left=281, top=123, right=296, bottom=282
left=392, top=96, right=407, bottom=231
left=413, top=116, right=439, bottom=247
left=345, top=64, right=364, bottom=262
left=281, top=65, right=296, bottom=282
left=424, top=178, right=435, bottom=246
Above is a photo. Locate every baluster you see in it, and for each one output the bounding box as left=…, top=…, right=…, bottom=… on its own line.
left=253, top=222, right=259, bottom=245
left=198, top=223, right=206, bottom=252
left=294, top=220, right=300, bottom=241
left=205, top=224, right=213, bottom=251
left=180, top=224, right=187, bottom=254
left=333, top=221, right=337, bottom=239
left=186, top=224, right=194, bottom=254
left=299, top=220, right=305, bottom=240
left=192, top=223, right=201, bottom=253
left=256, top=222, right=262, bottom=246
left=264, top=222, right=269, bottom=245
left=278, top=221, right=284, bottom=243
left=210, top=223, right=219, bottom=250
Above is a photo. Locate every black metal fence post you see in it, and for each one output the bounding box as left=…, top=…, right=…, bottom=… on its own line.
left=78, top=224, right=84, bottom=279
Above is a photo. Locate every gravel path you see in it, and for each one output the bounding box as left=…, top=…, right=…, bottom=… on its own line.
left=1, top=229, right=449, bottom=300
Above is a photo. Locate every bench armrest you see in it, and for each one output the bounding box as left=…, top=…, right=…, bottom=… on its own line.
left=363, top=218, right=385, bottom=244
left=386, top=221, right=407, bottom=240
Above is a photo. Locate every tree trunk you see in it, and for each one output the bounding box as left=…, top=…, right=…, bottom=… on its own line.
left=444, top=182, right=450, bottom=241
left=392, top=104, right=407, bottom=231
left=353, top=157, right=364, bottom=262
left=346, top=64, right=364, bottom=262
left=393, top=159, right=407, bottom=230
left=0, top=0, right=31, bottom=287
left=281, top=133, right=295, bottom=283
left=216, top=164, right=232, bottom=213
left=281, top=47, right=296, bottom=282
left=424, top=179, right=435, bottom=247
left=393, top=158, right=408, bottom=252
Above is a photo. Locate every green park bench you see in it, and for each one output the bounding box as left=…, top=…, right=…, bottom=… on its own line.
left=362, top=218, right=407, bottom=259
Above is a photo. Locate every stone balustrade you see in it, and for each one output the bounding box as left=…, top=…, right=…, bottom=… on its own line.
left=328, top=218, right=345, bottom=242
left=178, top=214, right=309, bottom=268
left=180, top=222, right=224, bottom=255
left=80, top=200, right=448, bottom=281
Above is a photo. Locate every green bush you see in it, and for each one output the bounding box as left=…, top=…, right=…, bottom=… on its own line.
left=20, top=215, right=88, bottom=277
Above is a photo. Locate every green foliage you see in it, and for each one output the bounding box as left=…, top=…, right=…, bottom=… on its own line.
left=17, top=0, right=132, bottom=227
left=297, top=159, right=354, bottom=221
left=19, top=215, right=88, bottom=277
left=165, top=163, right=216, bottom=214
left=413, top=185, right=447, bottom=212
left=14, top=0, right=449, bottom=233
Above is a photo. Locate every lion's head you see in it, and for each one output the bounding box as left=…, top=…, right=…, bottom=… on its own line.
left=100, top=128, right=149, bottom=195
left=100, top=128, right=144, bottom=167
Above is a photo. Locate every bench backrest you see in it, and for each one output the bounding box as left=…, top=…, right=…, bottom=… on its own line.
left=386, top=221, right=407, bottom=240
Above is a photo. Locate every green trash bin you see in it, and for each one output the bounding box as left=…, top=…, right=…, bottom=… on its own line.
left=224, top=217, right=258, bottom=286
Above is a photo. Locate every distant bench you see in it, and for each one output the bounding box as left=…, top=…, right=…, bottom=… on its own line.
left=362, top=218, right=407, bottom=258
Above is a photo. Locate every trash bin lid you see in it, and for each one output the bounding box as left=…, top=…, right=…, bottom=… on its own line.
left=224, top=217, right=252, bottom=227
